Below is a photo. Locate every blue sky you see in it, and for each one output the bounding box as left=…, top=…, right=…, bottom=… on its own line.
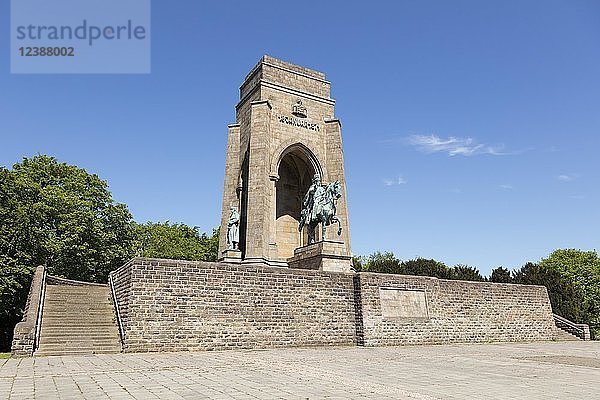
left=1, top=1, right=599, bottom=275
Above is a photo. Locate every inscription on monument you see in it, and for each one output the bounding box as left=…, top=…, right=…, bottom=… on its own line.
left=276, top=114, right=321, bottom=132
left=379, top=288, right=429, bottom=319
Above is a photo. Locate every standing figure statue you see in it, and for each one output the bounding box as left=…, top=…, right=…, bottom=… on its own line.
left=227, top=207, right=240, bottom=250
left=299, top=174, right=343, bottom=244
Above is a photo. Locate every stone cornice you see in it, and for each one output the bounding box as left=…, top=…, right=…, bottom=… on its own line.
left=236, top=80, right=335, bottom=111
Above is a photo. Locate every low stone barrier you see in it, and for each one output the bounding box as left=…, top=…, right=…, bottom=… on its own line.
left=357, top=272, right=557, bottom=346
left=11, top=266, right=45, bottom=356
left=110, top=258, right=357, bottom=352
left=109, top=258, right=558, bottom=353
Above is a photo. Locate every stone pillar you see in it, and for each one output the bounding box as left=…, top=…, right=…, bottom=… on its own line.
left=218, top=124, right=241, bottom=258
left=268, top=174, right=281, bottom=263
left=242, top=100, right=272, bottom=264
left=324, top=119, right=352, bottom=257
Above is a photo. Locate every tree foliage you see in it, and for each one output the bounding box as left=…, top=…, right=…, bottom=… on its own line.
left=451, top=264, right=485, bottom=282
left=356, top=252, right=401, bottom=274
left=0, top=155, right=136, bottom=350
left=513, top=262, right=587, bottom=324
left=539, top=249, right=600, bottom=336
left=134, top=222, right=219, bottom=262
left=490, top=267, right=512, bottom=283
left=0, top=156, right=223, bottom=351
left=402, top=258, right=454, bottom=279
left=356, top=253, right=455, bottom=279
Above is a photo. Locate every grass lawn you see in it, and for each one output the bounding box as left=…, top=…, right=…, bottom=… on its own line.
left=0, top=353, right=11, bottom=359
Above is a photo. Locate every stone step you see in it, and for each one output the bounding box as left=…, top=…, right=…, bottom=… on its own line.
left=42, top=320, right=116, bottom=325
left=45, top=300, right=112, bottom=304
left=45, top=290, right=110, bottom=295
left=39, top=328, right=119, bottom=335
left=41, top=321, right=117, bottom=327
left=42, top=311, right=115, bottom=316
left=44, top=296, right=112, bottom=302
left=40, top=324, right=119, bottom=331
left=41, top=319, right=116, bottom=325
left=40, top=336, right=120, bottom=342
left=36, top=347, right=121, bottom=356
left=45, top=288, right=110, bottom=295
left=46, top=283, right=108, bottom=289
left=40, top=331, right=119, bottom=337
left=37, top=282, right=121, bottom=356
left=43, top=307, right=114, bottom=311
left=39, top=338, right=121, bottom=345
left=42, top=320, right=116, bottom=326
left=39, top=335, right=119, bottom=341
left=555, top=328, right=581, bottom=341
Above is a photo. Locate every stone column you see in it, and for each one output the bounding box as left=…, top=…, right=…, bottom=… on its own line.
left=218, top=124, right=241, bottom=257
left=268, top=174, right=281, bottom=263
left=243, top=100, right=272, bottom=264
left=324, top=119, right=352, bottom=256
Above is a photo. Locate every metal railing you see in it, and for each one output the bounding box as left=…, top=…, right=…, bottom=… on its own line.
left=108, top=272, right=125, bottom=350
left=33, top=269, right=47, bottom=353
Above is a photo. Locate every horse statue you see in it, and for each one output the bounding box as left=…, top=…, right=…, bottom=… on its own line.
left=298, top=177, right=343, bottom=244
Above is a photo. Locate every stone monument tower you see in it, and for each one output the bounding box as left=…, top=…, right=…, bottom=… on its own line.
left=218, top=55, right=352, bottom=272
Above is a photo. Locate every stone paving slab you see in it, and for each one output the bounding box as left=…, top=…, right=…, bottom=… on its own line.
left=1, top=342, right=599, bottom=399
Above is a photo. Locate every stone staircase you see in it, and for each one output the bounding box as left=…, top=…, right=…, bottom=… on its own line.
left=35, top=281, right=121, bottom=356
left=553, top=314, right=591, bottom=341
left=555, top=328, right=581, bottom=341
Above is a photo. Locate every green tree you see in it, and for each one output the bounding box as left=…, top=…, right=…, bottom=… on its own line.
left=0, top=155, right=136, bottom=351
left=359, top=251, right=402, bottom=274
left=490, top=267, right=513, bottom=283
left=133, top=222, right=219, bottom=261
left=513, top=262, right=586, bottom=325
left=352, top=256, right=364, bottom=272
left=539, top=249, right=600, bottom=336
left=401, top=258, right=453, bottom=279
left=451, top=265, right=485, bottom=282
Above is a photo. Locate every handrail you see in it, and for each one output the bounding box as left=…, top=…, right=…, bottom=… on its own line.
left=108, top=272, right=125, bottom=350
left=33, top=269, right=47, bottom=352
left=553, top=313, right=591, bottom=341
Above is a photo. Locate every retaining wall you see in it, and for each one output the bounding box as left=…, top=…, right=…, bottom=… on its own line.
left=110, top=258, right=358, bottom=352
left=110, top=258, right=557, bottom=352
left=356, top=273, right=557, bottom=346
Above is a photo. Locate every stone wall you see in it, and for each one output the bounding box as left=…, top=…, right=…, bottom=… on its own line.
left=356, top=272, right=558, bottom=346
left=12, top=265, right=45, bottom=356
left=111, top=258, right=357, bottom=353
left=109, top=258, right=558, bottom=353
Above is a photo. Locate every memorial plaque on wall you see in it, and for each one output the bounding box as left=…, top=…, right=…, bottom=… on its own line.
left=379, top=288, right=429, bottom=319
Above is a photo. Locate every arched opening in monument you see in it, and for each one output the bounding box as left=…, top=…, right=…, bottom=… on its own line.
left=275, top=146, right=319, bottom=260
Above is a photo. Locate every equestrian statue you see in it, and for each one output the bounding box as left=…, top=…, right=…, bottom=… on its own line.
left=298, top=174, right=343, bottom=244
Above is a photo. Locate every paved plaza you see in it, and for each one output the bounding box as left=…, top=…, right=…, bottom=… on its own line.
left=1, top=341, right=599, bottom=399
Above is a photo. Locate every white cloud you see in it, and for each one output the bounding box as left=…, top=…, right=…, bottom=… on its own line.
left=406, top=134, right=508, bottom=157
left=383, top=175, right=407, bottom=186
left=557, top=174, right=579, bottom=182
left=498, top=184, right=514, bottom=190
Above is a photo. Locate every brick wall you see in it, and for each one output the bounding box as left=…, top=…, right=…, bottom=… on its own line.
left=110, top=258, right=558, bottom=353
left=357, top=272, right=558, bottom=346
left=111, top=258, right=357, bottom=352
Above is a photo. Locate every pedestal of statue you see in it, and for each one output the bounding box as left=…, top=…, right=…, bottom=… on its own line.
left=220, top=249, right=242, bottom=264
left=287, top=240, right=353, bottom=273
